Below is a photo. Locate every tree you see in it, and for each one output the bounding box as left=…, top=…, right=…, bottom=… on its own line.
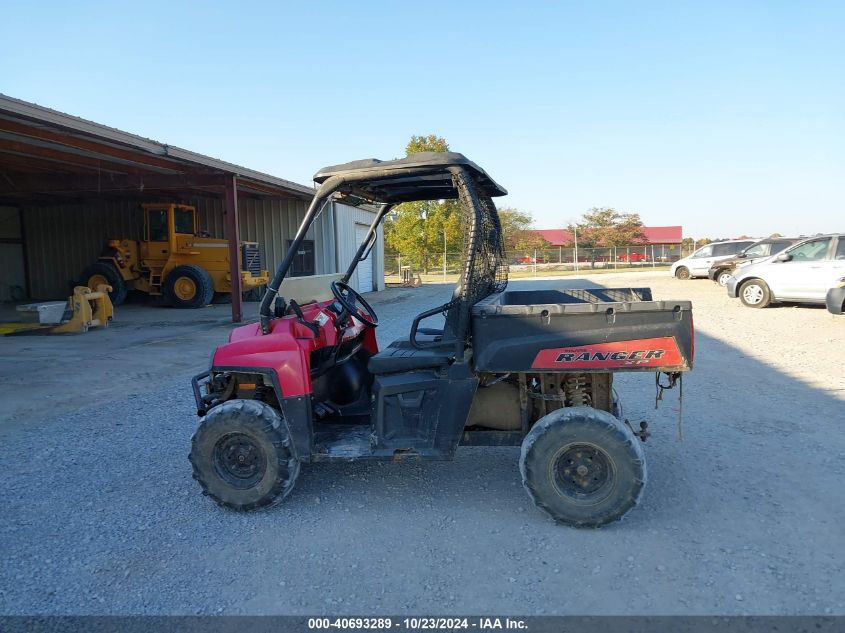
left=383, top=135, right=549, bottom=271
left=567, top=207, right=646, bottom=248
left=405, top=134, right=449, bottom=154
left=682, top=237, right=711, bottom=255
left=384, top=135, right=461, bottom=272
left=498, top=206, right=550, bottom=252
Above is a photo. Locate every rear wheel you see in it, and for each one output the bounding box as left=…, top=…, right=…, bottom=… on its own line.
left=520, top=406, right=646, bottom=528
left=189, top=399, right=300, bottom=510
left=163, top=265, right=214, bottom=309
left=739, top=279, right=771, bottom=308
left=80, top=262, right=127, bottom=305
left=675, top=266, right=690, bottom=280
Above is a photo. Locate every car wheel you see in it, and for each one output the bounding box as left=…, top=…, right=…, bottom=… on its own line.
left=739, top=279, right=771, bottom=308
left=675, top=266, right=691, bottom=280
left=717, top=271, right=733, bottom=287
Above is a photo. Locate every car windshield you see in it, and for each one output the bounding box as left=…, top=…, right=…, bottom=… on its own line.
left=787, top=238, right=831, bottom=261
left=742, top=243, right=768, bottom=257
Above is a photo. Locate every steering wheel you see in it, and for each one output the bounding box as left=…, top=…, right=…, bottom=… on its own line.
left=330, top=280, right=379, bottom=328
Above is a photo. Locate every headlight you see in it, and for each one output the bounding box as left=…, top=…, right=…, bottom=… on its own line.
left=835, top=277, right=845, bottom=288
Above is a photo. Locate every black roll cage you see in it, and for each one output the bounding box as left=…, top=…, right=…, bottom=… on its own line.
left=259, top=154, right=507, bottom=335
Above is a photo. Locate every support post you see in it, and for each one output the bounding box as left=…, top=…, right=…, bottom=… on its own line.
left=224, top=175, right=243, bottom=323
left=443, top=230, right=447, bottom=280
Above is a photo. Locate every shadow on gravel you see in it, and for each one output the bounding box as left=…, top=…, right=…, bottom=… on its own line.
left=0, top=277, right=843, bottom=616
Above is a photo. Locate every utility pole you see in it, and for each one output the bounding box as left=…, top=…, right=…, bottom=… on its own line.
left=443, top=229, right=447, bottom=280
left=573, top=226, right=579, bottom=272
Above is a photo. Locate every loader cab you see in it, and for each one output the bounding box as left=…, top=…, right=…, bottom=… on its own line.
left=143, top=204, right=197, bottom=242
left=141, top=203, right=198, bottom=263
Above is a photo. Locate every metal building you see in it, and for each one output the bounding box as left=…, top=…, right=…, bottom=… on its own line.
left=0, top=95, right=384, bottom=321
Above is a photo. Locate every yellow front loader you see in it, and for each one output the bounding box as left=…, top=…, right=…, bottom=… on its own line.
left=80, top=203, right=268, bottom=309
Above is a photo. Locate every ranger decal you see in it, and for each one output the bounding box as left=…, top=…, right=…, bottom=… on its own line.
left=531, top=337, right=684, bottom=369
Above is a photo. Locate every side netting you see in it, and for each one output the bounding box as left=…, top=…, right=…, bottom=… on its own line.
left=444, top=168, right=509, bottom=350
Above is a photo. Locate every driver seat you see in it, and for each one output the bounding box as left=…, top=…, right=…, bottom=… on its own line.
left=368, top=285, right=463, bottom=375
left=367, top=347, right=453, bottom=375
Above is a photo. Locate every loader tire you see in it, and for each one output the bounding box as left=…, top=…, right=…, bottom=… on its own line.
left=163, top=265, right=214, bottom=309
left=189, top=399, right=300, bottom=511
left=520, top=406, right=646, bottom=528
left=81, top=262, right=127, bottom=306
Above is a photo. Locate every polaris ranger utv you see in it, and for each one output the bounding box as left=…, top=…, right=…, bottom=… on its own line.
left=189, top=153, right=694, bottom=527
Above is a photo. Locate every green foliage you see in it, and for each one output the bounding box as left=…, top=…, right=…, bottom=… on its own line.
left=682, top=237, right=712, bottom=254
left=384, top=134, right=549, bottom=270
left=384, top=134, right=458, bottom=271
left=568, top=207, right=646, bottom=248
left=498, top=206, right=550, bottom=252
left=406, top=134, right=450, bottom=154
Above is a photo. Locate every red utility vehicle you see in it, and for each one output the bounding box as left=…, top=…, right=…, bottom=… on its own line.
left=189, top=153, right=694, bottom=527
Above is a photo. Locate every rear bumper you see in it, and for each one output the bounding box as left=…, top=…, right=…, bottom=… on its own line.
left=826, top=287, right=845, bottom=315
left=726, top=277, right=740, bottom=298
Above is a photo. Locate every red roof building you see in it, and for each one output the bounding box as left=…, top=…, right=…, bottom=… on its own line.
left=533, top=226, right=682, bottom=246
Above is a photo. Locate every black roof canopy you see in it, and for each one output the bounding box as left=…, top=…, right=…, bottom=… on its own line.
left=313, top=152, right=507, bottom=204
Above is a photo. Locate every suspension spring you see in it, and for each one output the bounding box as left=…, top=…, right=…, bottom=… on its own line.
left=565, top=374, right=592, bottom=407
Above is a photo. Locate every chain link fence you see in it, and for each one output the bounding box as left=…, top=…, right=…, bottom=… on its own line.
left=385, top=244, right=691, bottom=283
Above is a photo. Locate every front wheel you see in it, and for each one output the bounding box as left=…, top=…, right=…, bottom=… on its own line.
left=520, top=407, right=646, bottom=528
left=81, top=262, right=127, bottom=305
left=163, top=264, right=214, bottom=309
left=739, top=279, right=771, bottom=308
left=717, top=270, right=733, bottom=287
left=189, top=399, right=300, bottom=510
left=675, top=266, right=691, bottom=280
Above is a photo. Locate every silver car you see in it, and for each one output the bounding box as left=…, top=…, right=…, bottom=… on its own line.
left=671, top=239, right=755, bottom=280
left=727, top=234, right=845, bottom=308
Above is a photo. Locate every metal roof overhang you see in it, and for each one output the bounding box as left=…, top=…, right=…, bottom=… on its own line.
left=0, top=94, right=315, bottom=204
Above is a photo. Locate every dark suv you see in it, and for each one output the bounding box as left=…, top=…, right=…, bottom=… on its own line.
left=708, top=237, right=801, bottom=286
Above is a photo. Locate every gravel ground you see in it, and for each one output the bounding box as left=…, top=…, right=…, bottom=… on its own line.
left=1, top=271, right=843, bottom=615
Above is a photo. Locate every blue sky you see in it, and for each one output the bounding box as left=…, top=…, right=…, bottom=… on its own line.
left=2, top=1, right=843, bottom=238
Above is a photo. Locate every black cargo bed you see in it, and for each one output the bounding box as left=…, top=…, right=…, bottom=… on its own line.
left=471, top=288, right=693, bottom=373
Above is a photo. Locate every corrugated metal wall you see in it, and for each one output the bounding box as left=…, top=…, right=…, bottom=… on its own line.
left=332, top=202, right=385, bottom=292
left=19, top=195, right=385, bottom=300
left=22, top=200, right=144, bottom=299
left=20, top=196, right=338, bottom=300
left=187, top=196, right=336, bottom=278
left=0, top=206, right=26, bottom=301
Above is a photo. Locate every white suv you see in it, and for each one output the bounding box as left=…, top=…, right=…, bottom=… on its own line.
left=727, top=234, right=845, bottom=308
left=671, top=240, right=755, bottom=280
